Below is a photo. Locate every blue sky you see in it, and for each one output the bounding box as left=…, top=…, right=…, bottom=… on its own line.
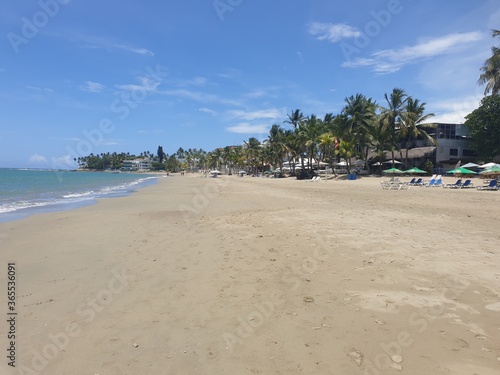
left=1, top=0, right=499, bottom=168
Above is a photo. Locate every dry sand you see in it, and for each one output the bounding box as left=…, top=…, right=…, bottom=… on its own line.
left=1, top=174, right=499, bottom=374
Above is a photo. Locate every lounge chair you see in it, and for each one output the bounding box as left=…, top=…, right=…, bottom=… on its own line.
left=477, top=180, right=499, bottom=190
left=407, top=177, right=416, bottom=185
left=443, top=179, right=462, bottom=188
left=412, top=178, right=423, bottom=186
left=306, top=176, right=320, bottom=182
left=456, top=179, right=474, bottom=189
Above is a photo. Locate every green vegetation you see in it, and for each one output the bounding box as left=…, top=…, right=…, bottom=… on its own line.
left=479, top=29, right=500, bottom=96
left=464, top=95, right=500, bottom=160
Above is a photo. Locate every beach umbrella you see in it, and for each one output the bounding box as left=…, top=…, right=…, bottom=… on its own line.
left=479, top=162, right=499, bottom=169
left=461, top=162, right=479, bottom=168
left=209, top=170, right=221, bottom=174
left=479, top=165, right=500, bottom=175
left=238, top=170, right=246, bottom=174
left=383, top=160, right=403, bottom=165
left=404, top=167, right=426, bottom=174
left=371, top=162, right=382, bottom=166
left=446, top=167, right=476, bottom=175
left=383, top=167, right=404, bottom=174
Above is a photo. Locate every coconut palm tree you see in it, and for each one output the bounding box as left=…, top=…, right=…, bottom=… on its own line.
left=340, top=93, right=377, bottom=162
left=284, top=109, right=305, bottom=130
left=298, top=115, right=322, bottom=175
left=267, top=124, right=287, bottom=172
left=381, top=88, right=408, bottom=166
left=318, top=132, right=337, bottom=176
left=400, top=97, right=436, bottom=167
left=244, top=137, right=262, bottom=175
left=479, top=29, right=500, bottom=96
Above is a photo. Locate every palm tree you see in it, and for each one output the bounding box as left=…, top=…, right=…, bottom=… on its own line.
left=244, top=137, right=261, bottom=175
left=400, top=97, right=436, bottom=167
left=381, top=88, right=408, bottom=166
left=340, top=93, right=377, bottom=162
left=267, top=124, right=287, bottom=172
left=318, top=132, right=337, bottom=176
left=479, top=29, right=500, bottom=96
left=299, top=115, right=321, bottom=174
left=284, top=109, right=305, bottom=130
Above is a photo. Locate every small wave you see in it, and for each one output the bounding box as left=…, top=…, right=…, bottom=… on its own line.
left=62, top=191, right=95, bottom=198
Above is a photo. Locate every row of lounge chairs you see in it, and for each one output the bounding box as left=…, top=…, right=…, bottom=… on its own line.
left=381, top=175, right=499, bottom=190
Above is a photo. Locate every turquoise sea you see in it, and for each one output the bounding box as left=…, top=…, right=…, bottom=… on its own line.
left=0, top=169, right=161, bottom=222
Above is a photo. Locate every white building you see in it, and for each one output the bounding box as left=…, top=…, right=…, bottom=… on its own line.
left=122, top=159, right=152, bottom=171
left=434, top=123, right=475, bottom=167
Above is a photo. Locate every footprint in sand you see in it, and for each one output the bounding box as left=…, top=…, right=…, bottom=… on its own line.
left=484, top=302, right=500, bottom=311
left=345, top=348, right=364, bottom=366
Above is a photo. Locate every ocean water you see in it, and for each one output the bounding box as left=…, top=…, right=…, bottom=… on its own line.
left=0, top=169, right=162, bottom=222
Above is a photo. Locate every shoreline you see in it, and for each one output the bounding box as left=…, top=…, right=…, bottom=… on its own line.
left=1, top=175, right=499, bottom=374
left=0, top=171, right=167, bottom=224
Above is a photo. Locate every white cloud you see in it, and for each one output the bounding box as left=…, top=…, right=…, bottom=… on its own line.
left=199, top=107, right=217, bottom=116
left=115, top=76, right=160, bottom=93
left=227, top=108, right=284, bottom=121
left=343, top=31, right=484, bottom=74
left=79, top=81, right=106, bottom=93
left=115, top=45, right=154, bottom=56
left=66, top=32, right=154, bottom=56
left=225, top=123, right=269, bottom=134
left=26, top=85, right=54, bottom=93
left=429, top=95, right=482, bottom=124
left=29, top=153, right=47, bottom=163
left=161, top=88, right=241, bottom=106
left=51, top=155, right=77, bottom=169
left=181, top=77, right=208, bottom=86
left=308, top=22, right=361, bottom=43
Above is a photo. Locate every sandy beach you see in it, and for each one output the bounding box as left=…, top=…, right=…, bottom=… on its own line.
left=1, top=174, right=500, bottom=374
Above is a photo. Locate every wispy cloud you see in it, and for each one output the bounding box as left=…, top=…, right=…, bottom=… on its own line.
left=114, top=45, right=154, bottom=56
left=308, top=22, right=361, bottom=43
left=79, top=81, right=106, bottom=93
left=26, top=85, right=54, bottom=93
left=29, top=153, right=47, bottom=163
left=116, top=76, right=161, bottom=93
left=227, top=108, right=284, bottom=121
left=64, top=32, right=154, bottom=56
left=199, top=107, right=217, bottom=116
left=162, top=88, right=241, bottom=106
left=343, top=32, right=484, bottom=74
left=180, top=77, right=208, bottom=87
left=225, top=123, right=269, bottom=134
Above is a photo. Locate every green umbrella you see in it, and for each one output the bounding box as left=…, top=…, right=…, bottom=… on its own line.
left=404, top=167, right=426, bottom=174
left=446, top=167, right=476, bottom=175
left=383, top=167, right=404, bottom=174
left=479, top=165, right=500, bottom=175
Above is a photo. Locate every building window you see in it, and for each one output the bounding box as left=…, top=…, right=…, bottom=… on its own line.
left=462, top=149, right=477, bottom=157
left=449, top=148, right=458, bottom=156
